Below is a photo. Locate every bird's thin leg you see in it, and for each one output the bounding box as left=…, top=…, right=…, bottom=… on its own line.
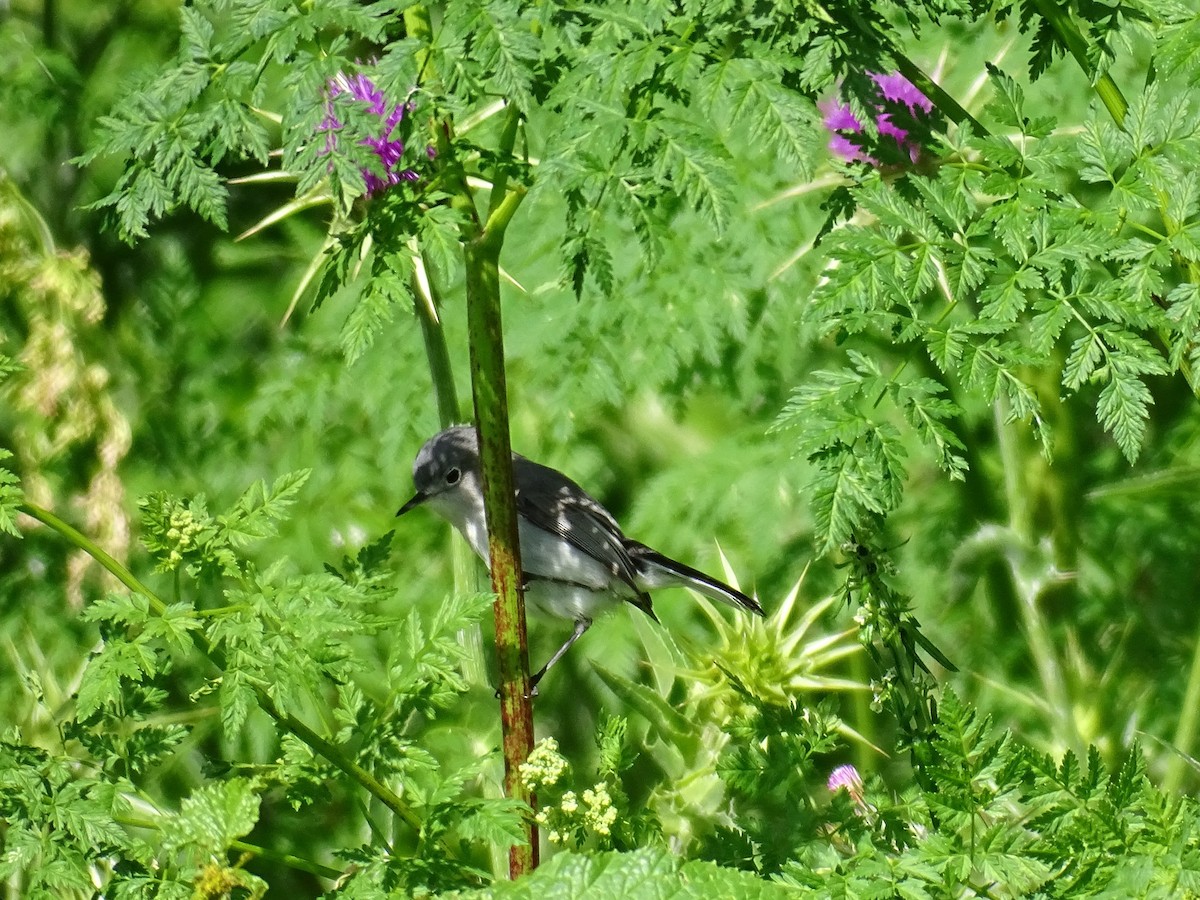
left=530, top=618, right=591, bottom=688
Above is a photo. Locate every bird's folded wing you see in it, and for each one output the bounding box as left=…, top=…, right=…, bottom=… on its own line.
left=513, top=455, right=643, bottom=595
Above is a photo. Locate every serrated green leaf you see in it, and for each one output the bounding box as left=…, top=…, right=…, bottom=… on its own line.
left=76, top=640, right=160, bottom=721
left=925, top=326, right=965, bottom=373
left=218, top=669, right=257, bottom=738
left=646, top=117, right=735, bottom=235
left=978, top=261, right=1040, bottom=324
left=180, top=6, right=215, bottom=60
left=724, top=63, right=816, bottom=175
left=417, top=202, right=465, bottom=283
left=809, top=441, right=893, bottom=553
left=1097, top=363, right=1154, bottom=462
left=857, top=177, right=938, bottom=240
left=1078, top=119, right=1131, bottom=184
left=220, top=469, right=311, bottom=547
left=982, top=64, right=1026, bottom=132
left=1063, top=332, right=1105, bottom=390
left=452, top=798, right=529, bottom=849
left=341, top=258, right=412, bottom=363
left=0, top=463, right=21, bottom=537
left=161, top=778, right=261, bottom=856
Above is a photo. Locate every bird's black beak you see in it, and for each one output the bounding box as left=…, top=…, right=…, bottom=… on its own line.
left=396, top=491, right=429, bottom=517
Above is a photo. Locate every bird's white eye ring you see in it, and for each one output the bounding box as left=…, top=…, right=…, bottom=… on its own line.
left=445, top=467, right=461, bottom=485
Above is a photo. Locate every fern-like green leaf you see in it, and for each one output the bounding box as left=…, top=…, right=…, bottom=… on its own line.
left=160, top=778, right=261, bottom=856
left=220, top=469, right=312, bottom=547
left=646, top=116, right=735, bottom=235
left=0, top=448, right=22, bottom=538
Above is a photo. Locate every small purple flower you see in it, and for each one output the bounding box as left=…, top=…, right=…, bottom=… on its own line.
left=820, top=72, right=933, bottom=167
left=320, top=71, right=421, bottom=197
left=827, top=764, right=864, bottom=797
left=828, top=763, right=876, bottom=819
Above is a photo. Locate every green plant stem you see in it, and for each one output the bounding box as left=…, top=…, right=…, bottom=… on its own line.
left=410, top=245, right=461, bottom=426
left=270, top=706, right=422, bottom=834
left=404, top=255, right=492, bottom=689
left=18, top=501, right=431, bottom=844
left=486, top=105, right=522, bottom=223
left=400, top=5, right=489, bottom=696
left=849, top=652, right=874, bottom=775
left=432, top=51, right=537, bottom=866
left=428, top=51, right=538, bottom=875
left=406, top=249, right=488, bottom=684
left=1027, top=0, right=1127, bottom=126
left=228, top=839, right=340, bottom=882
left=1038, top=361, right=1080, bottom=573
left=1166, top=622, right=1200, bottom=792
left=408, top=4, right=537, bottom=870
left=991, top=410, right=1080, bottom=761
left=462, top=197, right=537, bottom=877
left=891, top=56, right=985, bottom=134
left=21, top=502, right=166, bottom=614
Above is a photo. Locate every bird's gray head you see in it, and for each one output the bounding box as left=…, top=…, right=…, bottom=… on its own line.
left=396, top=426, right=482, bottom=518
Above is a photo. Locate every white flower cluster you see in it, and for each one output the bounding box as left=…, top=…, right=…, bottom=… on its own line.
left=522, top=739, right=620, bottom=845
left=581, top=783, right=617, bottom=837
left=519, top=738, right=569, bottom=790
left=534, top=780, right=620, bottom=845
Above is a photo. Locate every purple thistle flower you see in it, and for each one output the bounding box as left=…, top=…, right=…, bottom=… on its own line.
left=827, top=764, right=864, bottom=797
left=321, top=72, right=421, bottom=198
left=820, top=72, right=933, bottom=167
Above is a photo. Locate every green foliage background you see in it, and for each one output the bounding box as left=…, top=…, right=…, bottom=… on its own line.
left=3, top=0, right=1200, bottom=896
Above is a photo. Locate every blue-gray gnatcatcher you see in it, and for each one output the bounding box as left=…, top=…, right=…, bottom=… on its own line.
left=397, top=425, right=764, bottom=688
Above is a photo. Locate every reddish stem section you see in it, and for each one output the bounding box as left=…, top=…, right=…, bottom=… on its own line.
left=464, top=230, right=538, bottom=876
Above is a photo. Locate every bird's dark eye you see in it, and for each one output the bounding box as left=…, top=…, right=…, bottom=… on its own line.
left=445, top=467, right=461, bottom=486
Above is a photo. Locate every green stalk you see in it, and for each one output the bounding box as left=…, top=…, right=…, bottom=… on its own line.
left=1026, top=0, right=1127, bottom=126
left=402, top=5, right=488, bottom=694
left=486, top=105, right=522, bottom=223
left=18, top=502, right=435, bottom=846
left=410, top=244, right=488, bottom=688
left=227, top=839, right=340, bottom=882
left=21, top=502, right=167, bottom=614
left=849, top=652, right=874, bottom=775
left=462, top=180, right=536, bottom=877
left=428, top=41, right=538, bottom=872
left=1165, top=624, right=1200, bottom=792
left=991, top=409, right=1081, bottom=761
left=405, top=3, right=536, bottom=871
left=891, top=56, right=986, bottom=134
left=410, top=245, right=461, bottom=427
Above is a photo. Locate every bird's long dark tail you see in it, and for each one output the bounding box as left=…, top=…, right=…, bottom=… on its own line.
left=626, top=541, right=764, bottom=616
